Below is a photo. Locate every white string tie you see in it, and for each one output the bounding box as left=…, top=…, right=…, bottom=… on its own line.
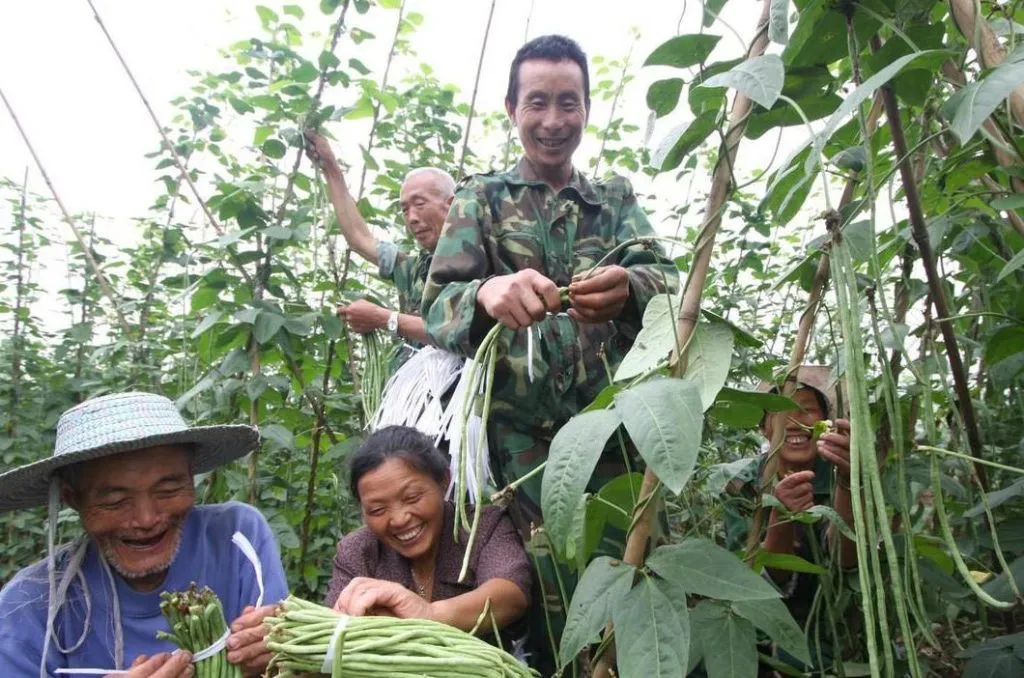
left=320, top=614, right=351, bottom=674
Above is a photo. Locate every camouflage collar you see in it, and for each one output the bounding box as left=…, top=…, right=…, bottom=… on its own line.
left=505, top=157, right=602, bottom=208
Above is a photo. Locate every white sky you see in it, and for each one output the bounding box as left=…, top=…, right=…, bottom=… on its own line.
left=0, top=0, right=777, bottom=221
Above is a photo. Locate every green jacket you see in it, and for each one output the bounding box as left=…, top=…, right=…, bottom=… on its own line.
left=376, top=240, right=431, bottom=316
left=421, top=159, right=679, bottom=436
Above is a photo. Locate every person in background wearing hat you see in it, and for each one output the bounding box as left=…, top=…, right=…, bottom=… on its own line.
left=721, top=366, right=856, bottom=671
left=0, top=392, right=289, bottom=678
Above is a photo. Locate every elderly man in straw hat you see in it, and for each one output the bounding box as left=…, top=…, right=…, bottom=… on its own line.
left=0, top=392, right=289, bottom=677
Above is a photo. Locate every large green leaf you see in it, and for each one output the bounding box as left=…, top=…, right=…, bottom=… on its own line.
left=614, top=294, right=681, bottom=382
left=746, top=94, right=841, bottom=139
left=768, top=0, right=789, bottom=44
left=807, top=51, right=940, bottom=175
left=614, top=378, right=704, bottom=493
left=650, top=112, right=719, bottom=172
left=732, top=597, right=811, bottom=666
left=644, top=34, right=722, bottom=68
left=700, top=55, right=785, bottom=109
left=782, top=0, right=880, bottom=68
left=611, top=574, right=689, bottom=678
left=682, top=320, right=735, bottom=410
left=863, top=24, right=946, bottom=107
left=542, top=408, right=622, bottom=555
left=945, top=45, right=1024, bottom=144
left=559, top=557, right=636, bottom=666
left=647, top=538, right=781, bottom=600
left=965, top=477, right=1024, bottom=519
left=647, top=78, right=685, bottom=118
left=690, top=600, right=758, bottom=678
left=253, top=310, right=286, bottom=343
left=986, top=326, right=1024, bottom=369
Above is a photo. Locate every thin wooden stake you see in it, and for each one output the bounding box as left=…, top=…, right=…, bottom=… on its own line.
left=456, top=0, right=498, bottom=178
left=0, top=87, right=133, bottom=337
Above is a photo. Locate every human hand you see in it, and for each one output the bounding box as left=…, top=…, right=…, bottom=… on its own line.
left=773, top=470, right=816, bottom=513
left=334, top=577, right=432, bottom=620
left=817, top=418, right=851, bottom=481
left=303, top=130, right=341, bottom=176
left=226, top=604, right=276, bottom=677
left=567, top=265, right=630, bottom=323
left=119, top=651, right=193, bottom=678
left=476, top=269, right=560, bottom=330
left=338, top=299, right=389, bottom=334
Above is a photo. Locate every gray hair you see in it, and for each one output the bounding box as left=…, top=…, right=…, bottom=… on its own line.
left=402, top=167, right=456, bottom=200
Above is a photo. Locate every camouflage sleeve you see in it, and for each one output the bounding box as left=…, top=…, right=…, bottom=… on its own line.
left=608, top=177, right=679, bottom=322
left=422, top=184, right=494, bottom=356
left=376, top=239, right=408, bottom=282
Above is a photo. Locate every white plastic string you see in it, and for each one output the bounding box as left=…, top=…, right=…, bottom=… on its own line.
left=320, top=614, right=351, bottom=674
left=527, top=325, right=535, bottom=383
left=55, top=530, right=263, bottom=674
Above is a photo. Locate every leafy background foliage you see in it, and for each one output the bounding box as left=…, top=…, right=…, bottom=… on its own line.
left=1, top=0, right=1023, bottom=675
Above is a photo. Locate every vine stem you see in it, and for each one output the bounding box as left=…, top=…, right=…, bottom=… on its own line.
left=0, top=87, right=134, bottom=338
left=593, top=2, right=772, bottom=675
left=456, top=0, right=497, bottom=178
left=876, top=40, right=990, bottom=489
left=592, top=33, right=638, bottom=180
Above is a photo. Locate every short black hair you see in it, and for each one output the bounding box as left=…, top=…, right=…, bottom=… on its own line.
left=505, top=34, right=590, bottom=109
left=348, top=426, right=448, bottom=500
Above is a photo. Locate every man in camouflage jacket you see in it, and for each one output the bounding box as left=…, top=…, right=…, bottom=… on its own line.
left=305, top=130, right=453, bottom=345
left=421, top=34, right=678, bottom=658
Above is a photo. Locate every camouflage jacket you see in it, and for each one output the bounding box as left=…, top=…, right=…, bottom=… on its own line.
left=421, top=159, right=678, bottom=434
left=377, top=240, right=431, bottom=316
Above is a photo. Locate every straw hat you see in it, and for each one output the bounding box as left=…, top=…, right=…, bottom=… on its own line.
left=756, top=365, right=840, bottom=418
left=0, top=392, right=259, bottom=512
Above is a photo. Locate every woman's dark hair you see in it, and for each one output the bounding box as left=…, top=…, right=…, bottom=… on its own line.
left=348, top=426, right=449, bottom=500
left=505, top=34, right=590, bottom=109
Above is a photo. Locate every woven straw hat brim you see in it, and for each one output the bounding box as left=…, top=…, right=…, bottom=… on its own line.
left=0, top=425, right=258, bottom=513
left=756, top=365, right=839, bottom=416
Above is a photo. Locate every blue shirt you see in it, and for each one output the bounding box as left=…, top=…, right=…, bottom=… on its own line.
left=0, top=502, right=288, bottom=676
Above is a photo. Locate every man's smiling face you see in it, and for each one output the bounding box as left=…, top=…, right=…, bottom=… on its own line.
left=64, top=445, right=194, bottom=591
left=507, top=58, right=589, bottom=184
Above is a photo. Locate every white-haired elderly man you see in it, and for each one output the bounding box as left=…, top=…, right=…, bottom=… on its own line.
left=0, top=393, right=289, bottom=677
left=304, top=130, right=455, bottom=346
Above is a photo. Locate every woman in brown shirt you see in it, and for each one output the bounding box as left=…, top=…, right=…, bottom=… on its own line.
left=324, top=426, right=532, bottom=639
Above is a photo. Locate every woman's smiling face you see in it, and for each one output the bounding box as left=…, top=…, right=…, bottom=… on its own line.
left=356, top=457, right=445, bottom=563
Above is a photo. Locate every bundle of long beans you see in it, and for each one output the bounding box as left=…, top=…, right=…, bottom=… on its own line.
left=360, top=330, right=393, bottom=425
left=157, top=584, right=240, bottom=678
left=264, top=596, right=538, bottom=677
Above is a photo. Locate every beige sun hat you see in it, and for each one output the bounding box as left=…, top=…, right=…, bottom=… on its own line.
left=0, top=391, right=258, bottom=512
left=756, top=365, right=841, bottom=418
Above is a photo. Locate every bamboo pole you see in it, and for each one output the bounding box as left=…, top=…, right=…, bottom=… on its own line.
left=8, top=167, right=29, bottom=439
left=0, top=87, right=133, bottom=337
left=594, top=3, right=771, bottom=674
left=877, top=44, right=990, bottom=489
left=456, top=0, right=498, bottom=178
left=948, top=0, right=1024, bottom=130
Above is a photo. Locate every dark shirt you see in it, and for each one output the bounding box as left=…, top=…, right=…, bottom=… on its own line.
left=324, top=503, right=532, bottom=608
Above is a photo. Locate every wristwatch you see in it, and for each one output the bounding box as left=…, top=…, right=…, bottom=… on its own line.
left=387, top=311, right=399, bottom=336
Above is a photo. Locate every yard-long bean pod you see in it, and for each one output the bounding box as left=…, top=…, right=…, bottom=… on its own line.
left=157, top=584, right=241, bottom=678
left=360, top=330, right=394, bottom=426
left=263, top=595, right=538, bottom=677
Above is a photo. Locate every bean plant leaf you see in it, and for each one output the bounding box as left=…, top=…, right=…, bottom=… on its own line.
left=542, top=408, right=622, bottom=555
left=964, top=477, right=1024, bottom=519
left=650, top=112, right=719, bottom=172
left=614, top=378, right=704, bottom=494
left=768, top=0, right=789, bottom=44
left=611, top=574, right=689, bottom=678
left=793, top=505, right=856, bottom=540
left=807, top=51, right=939, bottom=175
left=191, top=310, right=223, bottom=339
left=945, top=45, right=1024, bottom=144
left=992, top=195, right=1024, bottom=211
left=644, top=34, right=722, bottom=68
left=647, top=78, right=685, bottom=118
left=985, top=327, right=1024, bottom=367
left=690, top=600, right=758, bottom=678
left=753, top=550, right=828, bottom=576
left=683, top=320, right=735, bottom=410
left=253, top=310, right=286, bottom=343
left=647, top=538, right=781, bottom=600
left=559, top=557, right=636, bottom=666
left=614, top=294, right=681, bottom=382
left=703, top=0, right=729, bottom=26
left=997, top=248, right=1024, bottom=283
left=732, top=597, right=811, bottom=666
left=700, top=55, right=785, bottom=109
